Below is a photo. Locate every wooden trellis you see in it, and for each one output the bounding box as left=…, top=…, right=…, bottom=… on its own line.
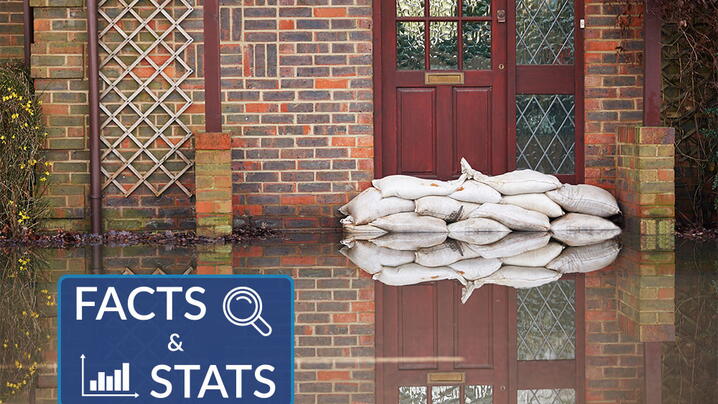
left=97, top=0, right=194, bottom=197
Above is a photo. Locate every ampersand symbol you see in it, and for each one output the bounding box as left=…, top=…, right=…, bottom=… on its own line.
left=167, top=333, right=184, bottom=352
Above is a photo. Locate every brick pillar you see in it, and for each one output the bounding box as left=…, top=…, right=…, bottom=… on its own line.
left=195, top=132, right=232, bottom=237
left=615, top=234, right=676, bottom=343
left=196, top=244, right=233, bottom=274
left=616, top=126, right=676, bottom=235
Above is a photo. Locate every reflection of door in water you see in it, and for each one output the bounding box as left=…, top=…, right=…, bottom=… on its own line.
left=375, top=276, right=585, bottom=403
left=376, top=282, right=510, bottom=403
left=379, top=0, right=508, bottom=179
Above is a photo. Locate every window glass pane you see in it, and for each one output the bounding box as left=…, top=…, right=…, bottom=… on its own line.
left=462, top=21, right=491, bottom=70
left=398, top=0, right=425, bottom=17
left=430, top=0, right=457, bottom=16
left=397, top=22, right=426, bottom=70
left=516, top=0, right=574, bottom=64
left=515, top=94, right=575, bottom=175
left=430, top=21, right=458, bottom=70
left=400, top=386, right=428, bottom=404
left=462, top=0, right=490, bottom=16
left=517, top=280, right=576, bottom=360
left=466, top=385, right=493, bottom=404
left=517, top=389, right=576, bottom=404
left=432, top=385, right=460, bottom=404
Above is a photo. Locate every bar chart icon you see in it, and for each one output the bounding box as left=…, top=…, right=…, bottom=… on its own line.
left=80, top=355, right=138, bottom=398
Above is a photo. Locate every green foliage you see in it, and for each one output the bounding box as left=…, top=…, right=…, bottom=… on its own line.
left=0, top=64, right=50, bottom=238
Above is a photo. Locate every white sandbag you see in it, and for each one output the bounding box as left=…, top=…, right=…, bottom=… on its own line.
left=371, top=212, right=448, bottom=233
left=500, top=193, right=564, bottom=218
left=448, top=218, right=511, bottom=233
left=501, top=242, right=565, bottom=267
left=470, top=203, right=551, bottom=231
left=461, top=282, right=482, bottom=304
left=339, top=187, right=415, bottom=225
left=464, top=232, right=551, bottom=259
left=448, top=230, right=510, bottom=245
left=551, top=213, right=620, bottom=231
left=450, top=257, right=502, bottom=280
left=373, top=263, right=466, bottom=286
left=372, top=175, right=466, bottom=200
left=415, top=240, right=481, bottom=267
left=371, top=232, right=447, bottom=251
left=476, top=266, right=561, bottom=288
left=551, top=229, right=622, bottom=247
left=448, top=180, right=502, bottom=204
left=547, top=239, right=621, bottom=274
left=461, top=158, right=561, bottom=195
left=342, top=223, right=387, bottom=235
left=415, top=196, right=464, bottom=222
left=546, top=184, right=620, bottom=217
left=457, top=201, right=482, bottom=220
left=339, top=241, right=415, bottom=274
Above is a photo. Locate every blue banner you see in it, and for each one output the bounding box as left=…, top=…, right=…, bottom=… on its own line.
left=59, top=275, right=294, bottom=403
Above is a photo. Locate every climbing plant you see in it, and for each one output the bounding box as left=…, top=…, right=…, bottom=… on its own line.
left=0, top=64, right=50, bottom=238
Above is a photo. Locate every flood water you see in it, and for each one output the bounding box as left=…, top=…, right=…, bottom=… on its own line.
left=0, top=232, right=716, bottom=404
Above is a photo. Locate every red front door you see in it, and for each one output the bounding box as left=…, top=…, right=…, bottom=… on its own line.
left=376, top=282, right=510, bottom=403
left=379, top=0, right=508, bottom=179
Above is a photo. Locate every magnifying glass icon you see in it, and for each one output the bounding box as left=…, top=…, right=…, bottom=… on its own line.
left=222, top=287, right=273, bottom=337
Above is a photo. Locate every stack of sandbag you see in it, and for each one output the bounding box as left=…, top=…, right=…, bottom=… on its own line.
left=340, top=230, right=621, bottom=304
left=340, top=158, right=621, bottom=237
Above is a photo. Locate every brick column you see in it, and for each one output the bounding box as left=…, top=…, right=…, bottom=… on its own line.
left=615, top=235, right=676, bottom=342
left=195, top=132, right=233, bottom=237
left=196, top=244, right=233, bottom=274
left=616, top=126, right=676, bottom=235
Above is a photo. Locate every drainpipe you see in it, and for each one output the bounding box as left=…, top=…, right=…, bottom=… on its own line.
left=86, top=0, right=102, bottom=234
left=23, top=0, right=32, bottom=69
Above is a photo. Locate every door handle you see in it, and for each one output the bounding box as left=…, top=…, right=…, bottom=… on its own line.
left=497, top=9, right=506, bottom=23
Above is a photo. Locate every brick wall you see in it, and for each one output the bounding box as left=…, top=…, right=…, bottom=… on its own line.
left=0, top=0, right=24, bottom=62
left=584, top=266, right=645, bottom=403
left=584, top=0, right=644, bottom=191
left=2, top=0, right=669, bottom=232
left=221, top=0, right=374, bottom=229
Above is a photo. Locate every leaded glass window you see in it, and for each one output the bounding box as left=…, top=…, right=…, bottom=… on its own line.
left=515, top=94, right=575, bottom=175
left=517, top=280, right=576, bottom=360
left=516, top=0, right=575, bottom=64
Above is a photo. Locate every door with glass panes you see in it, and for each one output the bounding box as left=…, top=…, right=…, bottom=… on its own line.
left=379, top=0, right=507, bottom=179
left=377, top=0, right=582, bottom=182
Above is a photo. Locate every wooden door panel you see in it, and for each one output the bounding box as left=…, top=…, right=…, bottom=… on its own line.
left=453, top=87, right=492, bottom=176
left=398, top=88, right=437, bottom=176
left=398, top=284, right=439, bottom=370
left=454, top=283, right=494, bottom=369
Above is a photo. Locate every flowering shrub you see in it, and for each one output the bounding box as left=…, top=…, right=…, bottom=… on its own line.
left=0, top=249, right=53, bottom=403
left=0, top=64, right=50, bottom=238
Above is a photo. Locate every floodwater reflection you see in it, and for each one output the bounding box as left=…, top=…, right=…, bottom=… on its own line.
left=0, top=232, right=716, bottom=403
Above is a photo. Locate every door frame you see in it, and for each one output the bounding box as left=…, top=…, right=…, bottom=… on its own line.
left=372, top=0, right=585, bottom=183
